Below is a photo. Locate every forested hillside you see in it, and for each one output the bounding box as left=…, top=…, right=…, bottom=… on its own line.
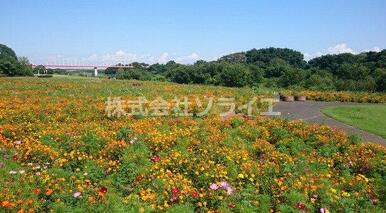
left=109, top=47, right=386, bottom=92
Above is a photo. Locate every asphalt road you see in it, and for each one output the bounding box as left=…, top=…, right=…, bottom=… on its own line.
left=272, top=101, right=386, bottom=146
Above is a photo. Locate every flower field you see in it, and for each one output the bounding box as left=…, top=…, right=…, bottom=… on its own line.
left=0, top=77, right=385, bottom=212
left=298, top=91, right=386, bottom=103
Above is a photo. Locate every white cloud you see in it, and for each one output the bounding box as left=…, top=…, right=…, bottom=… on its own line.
left=31, top=51, right=206, bottom=65
left=304, top=51, right=323, bottom=61
left=99, top=50, right=137, bottom=64
left=327, top=43, right=355, bottom=54
left=304, top=43, right=384, bottom=61
left=175, top=53, right=201, bottom=64
left=157, top=52, right=170, bottom=64
left=364, top=46, right=381, bottom=52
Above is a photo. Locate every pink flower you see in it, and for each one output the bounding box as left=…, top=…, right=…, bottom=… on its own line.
left=151, top=155, right=160, bottom=162
left=296, top=202, right=305, bottom=211
left=73, top=192, right=81, bottom=198
left=226, top=186, right=233, bottom=195
left=220, top=181, right=229, bottom=188
left=15, top=140, right=22, bottom=145
left=210, top=183, right=219, bottom=190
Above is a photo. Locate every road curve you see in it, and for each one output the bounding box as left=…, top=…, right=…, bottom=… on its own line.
left=271, top=101, right=386, bottom=146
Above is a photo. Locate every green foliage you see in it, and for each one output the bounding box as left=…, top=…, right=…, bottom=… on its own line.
left=0, top=44, right=17, bottom=61
left=0, top=44, right=33, bottom=76
left=245, top=47, right=306, bottom=68
left=97, top=47, right=386, bottom=92
left=116, top=68, right=152, bottom=81
left=113, top=143, right=151, bottom=194
left=79, top=132, right=106, bottom=155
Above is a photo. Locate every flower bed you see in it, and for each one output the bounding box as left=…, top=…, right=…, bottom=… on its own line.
left=299, top=91, right=386, bottom=103
left=0, top=78, right=385, bottom=212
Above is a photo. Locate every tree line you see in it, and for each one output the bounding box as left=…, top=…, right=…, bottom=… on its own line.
left=107, top=47, right=386, bottom=92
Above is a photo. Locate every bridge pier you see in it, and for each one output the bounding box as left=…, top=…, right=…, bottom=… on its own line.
left=94, top=67, right=98, bottom=77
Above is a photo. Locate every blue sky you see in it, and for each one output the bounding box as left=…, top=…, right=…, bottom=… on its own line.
left=0, top=0, right=385, bottom=64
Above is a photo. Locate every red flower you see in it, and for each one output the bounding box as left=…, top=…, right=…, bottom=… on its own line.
left=295, top=202, right=305, bottom=211
left=151, top=155, right=160, bottom=162
left=171, top=187, right=180, bottom=195
left=12, top=155, right=18, bottom=161
left=228, top=203, right=235, bottom=209
left=136, top=175, right=144, bottom=182
left=98, top=186, right=108, bottom=197
left=191, top=190, right=199, bottom=198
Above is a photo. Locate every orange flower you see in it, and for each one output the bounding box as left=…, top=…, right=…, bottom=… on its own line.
left=32, top=188, right=41, bottom=195
left=1, top=200, right=15, bottom=208
left=45, top=188, right=53, bottom=196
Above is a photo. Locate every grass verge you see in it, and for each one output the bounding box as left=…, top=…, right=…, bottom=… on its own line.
left=321, top=104, right=386, bottom=139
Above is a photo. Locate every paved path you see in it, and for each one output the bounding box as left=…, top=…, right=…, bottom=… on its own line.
left=272, top=101, right=386, bottom=146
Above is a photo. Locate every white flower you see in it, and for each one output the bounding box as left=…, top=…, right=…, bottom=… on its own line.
left=19, top=170, right=25, bottom=174
left=9, top=170, right=17, bottom=174
left=15, top=140, right=22, bottom=145
left=73, top=192, right=81, bottom=198
left=130, top=137, right=138, bottom=144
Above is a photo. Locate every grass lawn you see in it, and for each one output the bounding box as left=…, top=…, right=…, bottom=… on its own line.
left=322, top=104, right=386, bottom=139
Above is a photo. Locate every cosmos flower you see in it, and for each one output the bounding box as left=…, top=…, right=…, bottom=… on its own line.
left=12, top=155, right=18, bottom=161
left=73, top=192, right=81, bottom=198
left=220, top=181, right=229, bottom=188
left=99, top=186, right=108, bottom=195
left=151, top=155, right=160, bottom=162
left=45, top=188, right=53, bottom=196
left=296, top=202, right=305, bottom=211
left=9, top=170, right=17, bottom=175
left=225, top=186, right=233, bottom=195
left=191, top=190, right=199, bottom=198
left=171, top=187, right=180, bottom=195
left=210, top=183, right=219, bottom=190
